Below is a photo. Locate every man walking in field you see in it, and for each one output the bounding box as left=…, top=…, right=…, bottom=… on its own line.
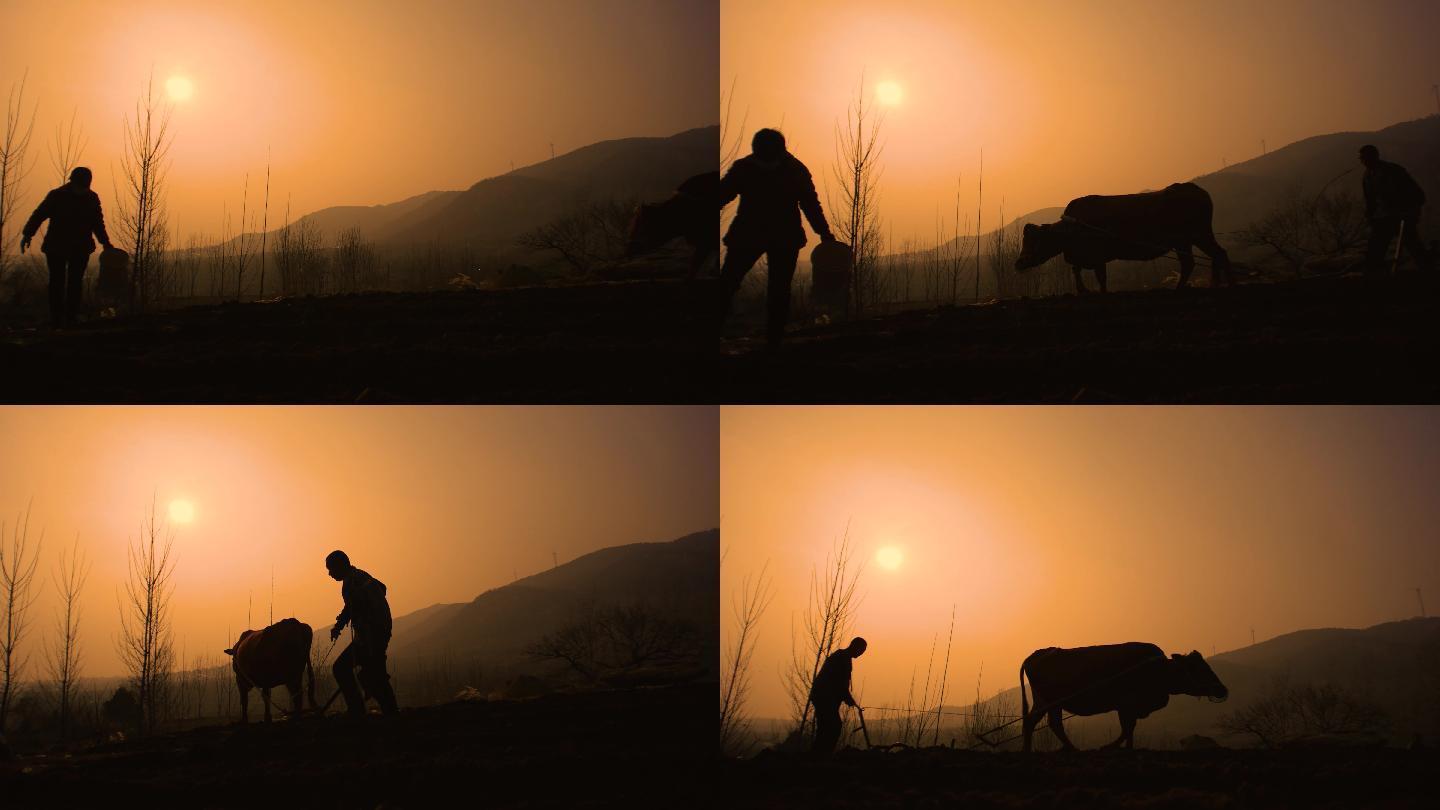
left=20, top=166, right=114, bottom=328
left=1358, top=144, right=1432, bottom=274
left=326, top=550, right=400, bottom=718
left=809, top=636, right=866, bottom=754
left=718, top=128, right=837, bottom=348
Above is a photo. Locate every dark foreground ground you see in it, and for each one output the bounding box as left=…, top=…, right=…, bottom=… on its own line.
left=722, top=272, right=1440, bottom=402
left=0, top=279, right=715, bottom=403
left=0, top=684, right=710, bottom=809
left=721, top=745, right=1439, bottom=809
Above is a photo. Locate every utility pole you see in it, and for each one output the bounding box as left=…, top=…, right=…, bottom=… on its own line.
left=549, top=142, right=555, bottom=160
left=1261, top=138, right=1267, bottom=156
left=1250, top=626, right=1256, bottom=646
left=1418, top=587, right=1427, bottom=618
left=1433, top=84, right=1439, bottom=116
left=552, top=551, right=558, bottom=569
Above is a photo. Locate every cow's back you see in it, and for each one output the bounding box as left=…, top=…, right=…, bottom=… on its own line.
left=233, top=618, right=313, bottom=688
left=1062, top=182, right=1215, bottom=256
left=1025, top=642, right=1167, bottom=715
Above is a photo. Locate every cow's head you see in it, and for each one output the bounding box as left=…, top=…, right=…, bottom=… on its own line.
left=1015, top=222, right=1065, bottom=270
left=1169, top=651, right=1228, bottom=702
left=625, top=203, right=666, bottom=258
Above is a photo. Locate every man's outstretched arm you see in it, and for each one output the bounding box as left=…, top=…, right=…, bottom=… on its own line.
left=797, top=165, right=834, bottom=241
left=20, top=193, right=53, bottom=251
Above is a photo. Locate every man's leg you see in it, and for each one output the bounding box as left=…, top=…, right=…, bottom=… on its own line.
left=812, top=703, right=842, bottom=753
left=1400, top=213, right=1432, bottom=271
left=1364, top=218, right=1397, bottom=276
left=65, top=253, right=89, bottom=325
left=716, top=243, right=765, bottom=333
left=764, top=247, right=800, bottom=347
left=358, top=645, right=400, bottom=716
left=45, top=252, right=68, bottom=327
left=332, top=643, right=366, bottom=717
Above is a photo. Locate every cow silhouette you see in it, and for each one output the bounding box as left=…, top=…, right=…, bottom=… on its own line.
left=1020, top=642, right=1228, bottom=751
left=1015, top=182, right=1232, bottom=293
left=625, top=171, right=719, bottom=279
left=224, top=617, right=318, bottom=723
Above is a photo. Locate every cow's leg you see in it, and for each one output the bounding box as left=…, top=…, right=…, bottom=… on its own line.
left=1047, top=709, right=1078, bottom=751
left=1122, top=713, right=1139, bottom=749
left=1021, top=703, right=1039, bottom=753
left=1175, top=247, right=1196, bottom=289
left=1102, top=710, right=1136, bottom=749
left=1072, top=265, right=1089, bottom=295
left=1195, top=233, right=1232, bottom=287
left=1094, top=264, right=1109, bottom=293
left=238, top=684, right=250, bottom=724
left=261, top=687, right=273, bottom=723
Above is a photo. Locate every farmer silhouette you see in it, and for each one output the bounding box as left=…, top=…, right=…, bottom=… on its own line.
left=326, top=550, right=400, bottom=718
left=21, top=166, right=113, bottom=328
left=1358, top=144, right=1431, bottom=274
left=718, top=128, right=835, bottom=347
left=809, top=636, right=866, bottom=754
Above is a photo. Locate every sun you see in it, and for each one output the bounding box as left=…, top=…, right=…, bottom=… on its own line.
left=876, top=546, right=904, bottom=571
left=165, top=75, right=194, bottom=103
left=169, top=498, right=196, bottom=524
left=875, top=80, right=904, bottom=107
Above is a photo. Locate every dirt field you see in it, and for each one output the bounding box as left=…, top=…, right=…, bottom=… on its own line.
left=721, top=272, right=1440, bottom=403
left=0, top=683, right=710, bottom=809
left=720, top=744, right=1438, bottom=809
left=0, top=279, right=716, bottom=403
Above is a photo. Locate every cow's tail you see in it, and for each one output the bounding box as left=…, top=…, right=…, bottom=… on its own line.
left=1019, top=658, right=1030, bottom=724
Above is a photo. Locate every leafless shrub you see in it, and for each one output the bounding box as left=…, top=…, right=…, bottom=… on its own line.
left=1219, top=677, right=1387, bottom=748
left=518, top=196, right=638, bottom=275
left=1, top=501, right=43, bottom=735
left=784, top=526, right=864, bottom=742
left=1237, top=186, right=1367, bottom=277
left=334, top=227, right=378, bottom=293
left=114, top=74, right=174, bottom=313
left=45, top=536, right=87, bottom=742
left=116, top=497, right=177, bottom=736
left=830, top=77, right=885, bottom=318
left=0, top=73, right=37, bottom=286
left=719, top=562, right=774, bottom=756
left=529, top=600, right=700, bottom=684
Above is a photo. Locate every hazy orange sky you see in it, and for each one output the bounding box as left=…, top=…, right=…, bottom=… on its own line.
left=1, top=0, right=717, bottom=240
left=0, top=406, right=718, bottom=677
left=722, top=0, right=1440, bottom=242
left=721, top=406, right=1440, bottom=718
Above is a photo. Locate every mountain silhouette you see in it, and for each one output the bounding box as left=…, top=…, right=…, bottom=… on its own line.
left=342, top=528, right=719, bottom=680
left=224, top=126, right=718, bottom=254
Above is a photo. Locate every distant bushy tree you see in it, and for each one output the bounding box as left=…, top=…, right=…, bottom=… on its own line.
left=1220, top=677, right=1387, bottom=748
left=528, top=601, right=699, bottom=683
left=1238, top=187, right=1367, bottom=277
left=518, top=196, right=638, bottom=275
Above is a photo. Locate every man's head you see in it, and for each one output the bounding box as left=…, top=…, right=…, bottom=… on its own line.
left=1358, top=144, right=1380, bottom=169
left=325, top=550, right=352, bottom=581
left=752, top=128, right=787, bottom=162
left=846, top=637, right=868, bottom=658
left=69, top=167, right=93, bottom=189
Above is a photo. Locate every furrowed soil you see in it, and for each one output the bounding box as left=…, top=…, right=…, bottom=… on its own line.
left=720, top=745, right=1438, bottom=809
left=721, top=272, right=1440, bottom=402
left=0, top=279, right=716, bottom=403
left=0, top=683, right=710, bottom=809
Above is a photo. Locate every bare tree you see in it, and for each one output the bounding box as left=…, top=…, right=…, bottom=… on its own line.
left=1238, top=186, right=1368, bottom=277
left=0, top=72, right=38, bottom=285
left=719, top=562, right=774, bottom=756
left=0, top=501, right=44, bottom=735
left=257, top=153, right=271, bottom=298
left=49, top=108, right=87, bottom=185
left=115, top=74, right=174, bottom=312
left=518, top=196, right=638, bottom=275
left=830, top=76, right=885, bottom=319
left=46, top=535, right=89, bottom=742
left=334, top=227, right=377, bottom=293
left=784, top=526, right=864, bottom=741
left=116, top=497, right=177, bottom=736
left=274, top=214, right=328, bottom=296
left=1219, top=677, right=1388, bottom=748
left=529, top=600, right=699, bottom=683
